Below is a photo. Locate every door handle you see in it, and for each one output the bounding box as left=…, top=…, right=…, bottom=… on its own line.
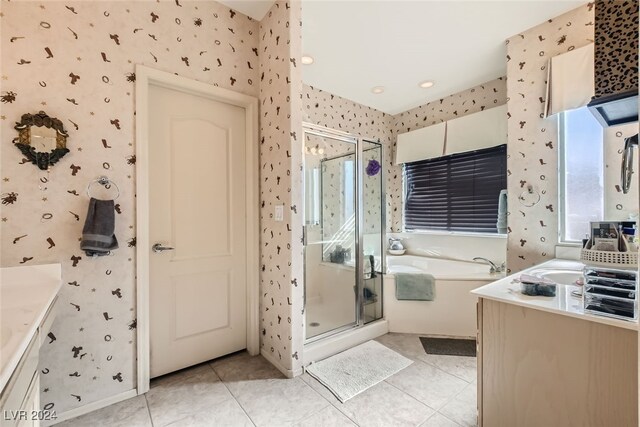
left=152, top=243, right=175, bottom=253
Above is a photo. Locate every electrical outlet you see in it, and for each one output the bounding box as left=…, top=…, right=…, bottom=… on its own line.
left=274, top=205, right=284, bottom=222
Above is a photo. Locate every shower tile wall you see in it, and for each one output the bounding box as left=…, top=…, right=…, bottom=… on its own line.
left=0, top=0, right=259, bottom=415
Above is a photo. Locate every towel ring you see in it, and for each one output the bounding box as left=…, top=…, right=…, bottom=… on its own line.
left=518, top=184, right=540, bottom=207
left=87, top=176, right=120, bottom=200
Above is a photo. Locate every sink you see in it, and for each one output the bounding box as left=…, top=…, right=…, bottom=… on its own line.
left=529, top=269, right=583, bottom=286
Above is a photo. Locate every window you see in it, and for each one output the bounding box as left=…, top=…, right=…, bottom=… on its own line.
left=403, top=145, right=507, bottom=233
left=342, top=159, right=355, bottom=221
left=559, top=107, right=604, bottom=243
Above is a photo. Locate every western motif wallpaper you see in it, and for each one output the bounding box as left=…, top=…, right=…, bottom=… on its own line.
left=506, top=3, right=594, bottom=272
left=0, top=0, right=259, bottom=414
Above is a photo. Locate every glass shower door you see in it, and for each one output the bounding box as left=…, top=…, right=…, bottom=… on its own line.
left=361, top=140, right=384, bottom=324
left=304, top=130, right=358, bottom=340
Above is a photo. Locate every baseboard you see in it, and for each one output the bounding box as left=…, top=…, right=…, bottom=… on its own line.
left=47, top=389, right=138, bottom=426
left=260, top=349, right=302, bottom=378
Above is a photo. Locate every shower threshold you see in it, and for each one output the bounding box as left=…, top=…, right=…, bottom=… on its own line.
left=303, top=319, right=388, bottom=365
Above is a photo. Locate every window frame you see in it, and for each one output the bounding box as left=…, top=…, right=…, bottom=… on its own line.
left=557, top=108, right=605, bottom=245
left=557, top=111, right=576, bottom=245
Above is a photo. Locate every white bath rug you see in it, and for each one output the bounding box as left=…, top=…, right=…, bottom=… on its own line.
left=306, top=340, right=412, bottom=403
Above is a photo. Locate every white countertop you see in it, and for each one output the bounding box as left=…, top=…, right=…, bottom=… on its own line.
left=471, top=259, right=638, bottom=331
left=1, top=263, right=61, bottom=393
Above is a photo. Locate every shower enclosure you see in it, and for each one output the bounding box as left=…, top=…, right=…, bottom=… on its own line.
left=303, top=123, right=385, bottom=343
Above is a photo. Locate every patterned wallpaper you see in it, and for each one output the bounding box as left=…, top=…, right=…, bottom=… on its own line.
left=258, top=0, right=304, bottom=376
left=392, top=78, right=507, bottom=134
left=320, top=147, right=382, bottom=248
left=303, top=79, right=508, bottom=233
left=0, top=0, right=259, bottom=415
left=505, top=3, right=595, bottom=272
left=593, top=0, right=638, bottom=98
left=604, top=123, right=639, bottom=220
left=302, top=85, right=398, bottom=230
left=391, top=78, right=508, bottom=229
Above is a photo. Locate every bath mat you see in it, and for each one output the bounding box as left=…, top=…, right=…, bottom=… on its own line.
left=420, top=337, right=476, bottom=357
left=306, top=340, right=412, bottom=403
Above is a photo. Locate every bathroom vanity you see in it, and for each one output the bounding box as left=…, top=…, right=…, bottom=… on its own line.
left=0, top=264, right=61, bottom=427
left=472, top=259, right=638, bottom=427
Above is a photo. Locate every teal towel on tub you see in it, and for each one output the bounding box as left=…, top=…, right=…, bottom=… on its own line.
left=395, top=273, right=436, bottom=301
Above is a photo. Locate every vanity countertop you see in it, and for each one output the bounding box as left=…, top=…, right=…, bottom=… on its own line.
left=471, top=258, right=638, bottom=331
left=1, top=263, right=61, bottom=393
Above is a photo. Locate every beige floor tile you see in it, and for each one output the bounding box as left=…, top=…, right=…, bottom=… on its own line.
left=146, top=363, right=233, bottom=426
left=386, top=360, right=467, bottom=410
left=374, top=333, right=426, bottom=361
left=151, top=363, right=215, bottom=388
left=55, top=395, right=151, bottom=427
left=211, top=351, right=286, bottom=382
left=335, top=381, right=434, bottom=427
left=416, top=353, right=477, bottom=383
left=55, top=334, right=479, bottom=427
left=164, top=398, right=254, bottom=427
left=230, top=376, right=329, bottom=427
left=438, top=383, right=477, bottom=427
left=299, top=372, right=342, bottom=405
left=294, top=405, right=356, bottom=427
left=420, top=412, right=461, bottom=427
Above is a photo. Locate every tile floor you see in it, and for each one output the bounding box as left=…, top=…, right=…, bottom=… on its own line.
left=57, top=333, right=477, bottom=427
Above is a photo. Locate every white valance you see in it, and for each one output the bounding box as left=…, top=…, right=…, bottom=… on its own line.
left=445, top=105, right=507, bottom=155
left=395, top=122, right=446, bottom=164
left=545, top=43, right=595, bottom=117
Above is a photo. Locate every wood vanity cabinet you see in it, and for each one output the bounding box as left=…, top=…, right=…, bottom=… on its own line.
left=1, top=334, right=41, bottom=427
left=476, top=297, right=638, bottom=427
left=1, top=297, right=58, bottom=427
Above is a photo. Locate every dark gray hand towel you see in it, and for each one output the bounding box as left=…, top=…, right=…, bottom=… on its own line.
left=81, top=197, right=118, bottom=256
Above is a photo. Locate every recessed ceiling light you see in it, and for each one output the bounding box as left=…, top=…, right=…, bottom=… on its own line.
left=419, top=81, right=435, bottom=88
left=301, top=55, right=314, bottom=65
left=371, top=86, right=385, bottom=94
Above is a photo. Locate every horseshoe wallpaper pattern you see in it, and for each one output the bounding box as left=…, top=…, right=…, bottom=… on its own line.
left=303, top=78, right=508, bottom=232
left=302, top=84, right=397, bottom=231
left=504, top=3, right=635, bottom=272
left=1, top=0, right=636, bottom=421
left=258, top=1, right=304, bottom=376
left=506, top=5, right=592, bottom=272
left=0, top=0, right=263, bottom=415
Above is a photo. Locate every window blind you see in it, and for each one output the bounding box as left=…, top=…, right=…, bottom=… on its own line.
left=403, top=144, right=507, bottom=233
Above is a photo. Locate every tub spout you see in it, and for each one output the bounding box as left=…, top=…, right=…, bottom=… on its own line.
left=472, top=257, right=503, bottom=273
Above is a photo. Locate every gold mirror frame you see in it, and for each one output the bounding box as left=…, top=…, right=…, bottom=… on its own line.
left=14, top=111, right=70, bottom=170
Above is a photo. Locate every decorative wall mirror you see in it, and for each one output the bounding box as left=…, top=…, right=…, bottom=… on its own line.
left=14, top=111, right=69, bottom=170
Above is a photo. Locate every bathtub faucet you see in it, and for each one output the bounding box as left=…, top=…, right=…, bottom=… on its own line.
left=472, top=257, right=504, bottom=274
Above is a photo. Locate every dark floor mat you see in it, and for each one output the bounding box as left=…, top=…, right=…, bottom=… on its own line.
left=419, top=337, right=476, bottom=357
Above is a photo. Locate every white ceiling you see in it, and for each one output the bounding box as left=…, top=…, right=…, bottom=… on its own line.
left=217, top=0, right=275, bottom=20
left=302, top=1, right=586, bottom=115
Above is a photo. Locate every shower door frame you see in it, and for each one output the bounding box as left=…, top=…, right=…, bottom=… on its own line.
left=302, top=122, right=385, bottom=345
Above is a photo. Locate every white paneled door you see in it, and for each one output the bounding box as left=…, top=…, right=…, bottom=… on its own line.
left=148, top=83, right=247, bottom=378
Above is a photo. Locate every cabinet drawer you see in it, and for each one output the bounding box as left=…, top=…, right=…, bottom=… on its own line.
left=0, top=332, right=39, bottom=427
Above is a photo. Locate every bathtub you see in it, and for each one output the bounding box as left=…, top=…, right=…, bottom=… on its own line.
left=384, top=255, right=504, bottom=337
